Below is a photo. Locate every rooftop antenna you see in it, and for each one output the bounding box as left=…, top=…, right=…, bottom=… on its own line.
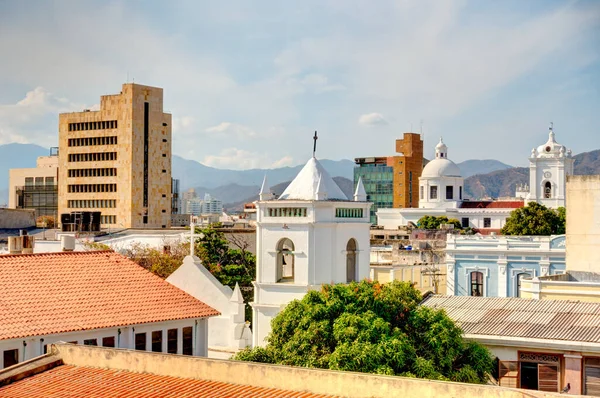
left=313, top=130, right=318, bottom=158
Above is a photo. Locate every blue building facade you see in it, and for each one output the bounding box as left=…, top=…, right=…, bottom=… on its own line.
left=446, top=235, right=566, bottom=297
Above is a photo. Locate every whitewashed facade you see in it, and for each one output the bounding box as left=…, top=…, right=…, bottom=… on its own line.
left=252, top=158, right=372, bottom=347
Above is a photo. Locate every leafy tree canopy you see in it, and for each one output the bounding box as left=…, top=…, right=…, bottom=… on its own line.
left=417, top=215, right=462, bottom=230
left=501, top=202, right=566, bottom=236
left=235, top=281, right=493, bottom=383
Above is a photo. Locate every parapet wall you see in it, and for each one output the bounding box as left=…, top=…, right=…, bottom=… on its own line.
left=53, top=343, right=577, bottom=398
left=0, top=209, right=36, bottom=229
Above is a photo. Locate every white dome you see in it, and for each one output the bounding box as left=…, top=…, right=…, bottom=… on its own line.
left=421, top=158, right=462, bottom=178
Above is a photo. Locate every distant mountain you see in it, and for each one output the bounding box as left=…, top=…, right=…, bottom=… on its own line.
left=173, top=155, right=355, bottom=190
left=223, top=176, right=354, bottom=211
left=464, top=149, right=600, bottom=199
left=457, top=159, right=513, bottom=178
left=0, top=143, right=50, bottom=205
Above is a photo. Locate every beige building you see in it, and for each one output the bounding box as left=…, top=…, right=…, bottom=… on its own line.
left=8, top=152, right=59, bottom=218
left=58, top=83, right=172, bottom=229
left=566, top=175, right=600, bottom=273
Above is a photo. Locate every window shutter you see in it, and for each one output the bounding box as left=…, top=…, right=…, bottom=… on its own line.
left=538, top=364, right=559, bottom=392
left=498, top=361, right=518, bottom=388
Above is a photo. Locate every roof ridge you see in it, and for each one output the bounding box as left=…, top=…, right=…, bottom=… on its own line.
left=0, top=250, right=115, bottom=258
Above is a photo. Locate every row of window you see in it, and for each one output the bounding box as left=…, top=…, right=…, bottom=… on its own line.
left=68, top=152, right=117, bottom=162
left=335, top=208, right=364, bottom=218
left=68, top=184, right=117, bottom=193
left=24, top=177, right=55, bottom=187
left=68, top=136, right=118, bottom=147
left=469, top=271, right=532, bottom=297
left=2, top=327, right=194, bottom=369
left=68, top=168, right=117, bottom=178
left=68, top=120, right=118, bottom=131
left=68, top=199, right=116, bottom=209
left=101, top=215, right=116, bottom=224
left=421, top=185, right=463, bottom=201
left=268, top=207, right=307, bottom=217
left=461, top=217, right=496, bottom=228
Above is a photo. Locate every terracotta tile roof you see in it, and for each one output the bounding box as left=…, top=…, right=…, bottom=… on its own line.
left=0, top=251, right=219, bottom=340
left=459, top=200, right=524, bottom=209
left=422, top=295, right=600, bottom=343
left=0, top=364, right=334, bottom=397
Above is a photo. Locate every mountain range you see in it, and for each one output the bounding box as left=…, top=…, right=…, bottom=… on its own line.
left=0, top=143, right=598, bottom=208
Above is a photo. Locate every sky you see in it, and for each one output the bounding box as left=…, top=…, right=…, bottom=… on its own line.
left=0, top=0, right=599, bottom=169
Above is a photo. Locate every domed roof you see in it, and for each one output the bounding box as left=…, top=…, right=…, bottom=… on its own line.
left=534, top=124, right=570, bottom=158
left=421, top=158, right=462, bottom=178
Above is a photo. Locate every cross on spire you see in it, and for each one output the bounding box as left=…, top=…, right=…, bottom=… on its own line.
left=188, top=222, right=205, bottom=257
left=313, top=131, right=318, bottom=158
left=549, top=122, right=554, bottom=131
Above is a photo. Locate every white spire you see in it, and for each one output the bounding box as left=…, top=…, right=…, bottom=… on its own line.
left=314, top=174, right=328, bottom=200
left=548, top=122, right=556, bottom=143
left=279, top=157, right=348, bottom=201
left=230, top=282, right=244, bottom=303
left=435, top=137, right=448, bottom=159
left=259, top=175, right=273, bottom=200
left=354, top=176, right=367, bottom=202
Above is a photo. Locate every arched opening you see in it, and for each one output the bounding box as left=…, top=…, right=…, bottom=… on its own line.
left=544, top=181, right=552, bottom=199
left=346, top=239, right=358, bottom=283
left=470, top=271, right=484, bottom=296
left=276, top=238, right=295, bottom=282
left=516, top=273, right=531, bottom=298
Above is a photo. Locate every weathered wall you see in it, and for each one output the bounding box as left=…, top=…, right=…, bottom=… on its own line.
left=566, top=175, right=600, bottom=272
left=0, top=209, right=36, bottom=229
left=52, top=343, right=581, bottom=398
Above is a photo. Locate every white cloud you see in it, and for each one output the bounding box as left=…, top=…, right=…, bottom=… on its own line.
left=202, top=148, right=293, bottom=170
left=358, top=113, right=388, bottom=126
left=205, top=122, right=257, bottom=138
left=0, top=87, right=88, bottom=146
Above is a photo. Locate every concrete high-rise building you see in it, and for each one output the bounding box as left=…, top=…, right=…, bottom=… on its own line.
left=58, top=83, right=172, bottom=229
left=354, top=133, right=423, bottom=223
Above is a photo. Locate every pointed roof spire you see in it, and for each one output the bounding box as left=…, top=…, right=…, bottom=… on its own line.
left=259, top=175, right=273, bottom=200
left=548, top=122, right=556, bottom=142
left=279, top=157, right=348, bottom=201
left=314, top=173, right=328, bottom=200
left=354, top=176, right=367, bottom=202
left=230, top=282, right=244, bottom=303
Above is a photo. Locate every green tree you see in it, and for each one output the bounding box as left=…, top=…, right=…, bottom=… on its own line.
left=417, top=215, right=461, bottom=230
left=235, top=280, right=493, bottom=383
left=501, top=202, right=566, bottom=236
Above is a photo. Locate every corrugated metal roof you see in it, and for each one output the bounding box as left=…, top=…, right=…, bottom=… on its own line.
left=422, top=295, right=600, bottom=344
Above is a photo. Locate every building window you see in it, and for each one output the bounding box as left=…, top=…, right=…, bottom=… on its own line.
left=519, top=352, right=560, bottom=392
left=544, top=181, right=552, bottom=199
left=102, top=337, right=115, bottom=348
left=276, top=238, right=295, bottom=282
left=268, top=208, right=307, bottom=217
left=430, top=186, right=438, bottom=200
left=484, top=218, right=491, bottom=228
left=420, top=186, right=424, bottom=200
left=335, top=208, right=363, bottom=218
left=182, top=327, right=193, bottom=355
left=167, top=329, right=178, bottom=354
left=83, top=339, right=97, bottom=346
left=409, top=171, right=413, bottom=182
left=25, top=177, right=34, bottom=187
left=135, top=333, right=146, bottom=351
left=584, top=357, right=600, bottom=395
left=3, top=349, right=18, bottom=369
left=459, top=186, right=463, bottom=200
left=346, top=239, right=358, bottom=283
left=446, top=186, right=453, bottom=200
left=152, top=331, right=163, bottom=352
left=516, top=273, right=531, bottom=298
left=470, top=271, right=484, bottom=296
left=461, top=218, right=469, bottom=228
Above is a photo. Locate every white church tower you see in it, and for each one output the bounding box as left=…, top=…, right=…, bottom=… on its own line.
left=418, top=137, right=464, bottom=209
left=251, top=152, right=372, bottom=347
left=517, top=123, right=574, bottom=208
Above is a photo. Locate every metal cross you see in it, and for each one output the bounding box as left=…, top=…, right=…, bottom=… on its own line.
left=188, top=222, right=205, bottom=257
left=549, top=122, right=553, bottom=131
left=313, top=131, right=318, bottom=158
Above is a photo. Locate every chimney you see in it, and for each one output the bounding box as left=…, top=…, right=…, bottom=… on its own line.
left=8, top=233, right=35, bottom=254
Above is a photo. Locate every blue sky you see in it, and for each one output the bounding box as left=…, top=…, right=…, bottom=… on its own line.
left=0, top=0, right=598, bottom=169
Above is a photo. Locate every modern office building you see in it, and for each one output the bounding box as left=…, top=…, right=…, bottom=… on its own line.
left=58, top=83, right=172, bottom=229
left=354, top=133, right=423, bottom=223
left=8, top=148, right=59, bottom=218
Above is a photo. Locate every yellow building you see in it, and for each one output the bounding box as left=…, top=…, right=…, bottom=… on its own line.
left=371, top=265, right=447, bottom=295
left=58, top=83, right=172, bottom=229
left=8, top=151, right=59, bottom=218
